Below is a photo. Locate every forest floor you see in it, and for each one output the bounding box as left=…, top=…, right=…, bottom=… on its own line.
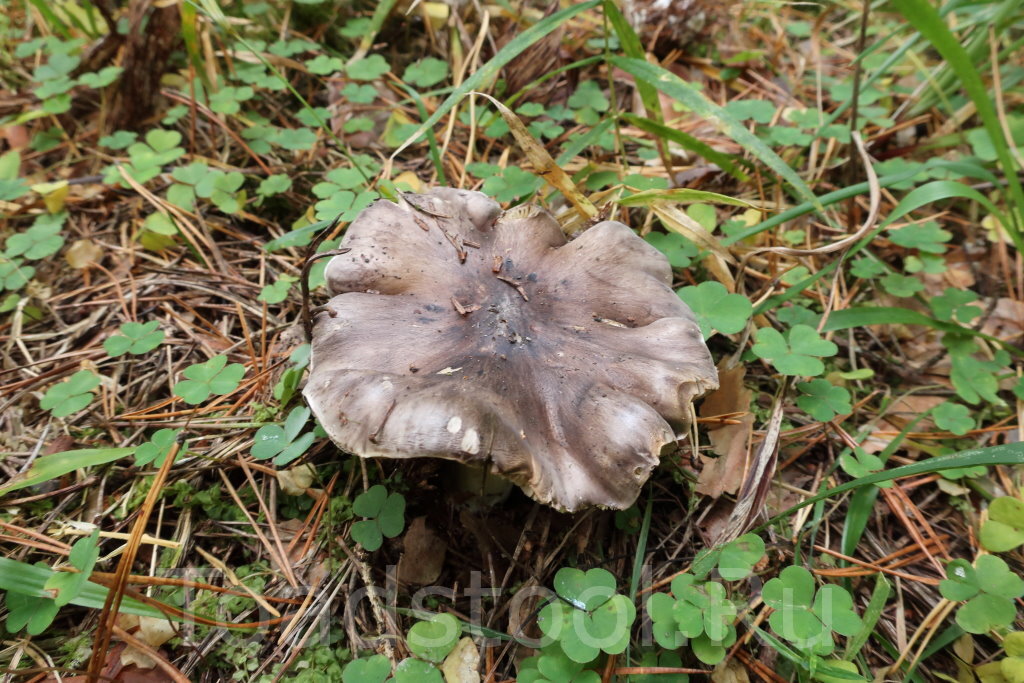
left=1, top=0, right=1023, bottom=681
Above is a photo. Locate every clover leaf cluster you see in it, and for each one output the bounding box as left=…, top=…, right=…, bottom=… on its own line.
left=351, top=485, right=406, bottom=552
left=762, top=566, right=862, bottom=656
left=644, top=533, right=765, bottom=665
left=536, top=567, right=636, bottom=667
left=939, top=555, right=1024, bottom=634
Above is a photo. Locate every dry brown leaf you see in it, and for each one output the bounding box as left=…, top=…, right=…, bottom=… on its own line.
left=397, top=516, right=446, bottom=586
left=697, top=364, right=753, bottom=499
left=120, top=616, right=177, bottom=669
left=711, top=657, right=751, bottom=683
left=980, top=297, right=1024, bottom=340
left=65, top=239, right=103, bottom=269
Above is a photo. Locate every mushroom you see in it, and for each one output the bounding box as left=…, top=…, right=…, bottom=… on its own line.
left=304, top=188, right=718, bottom=512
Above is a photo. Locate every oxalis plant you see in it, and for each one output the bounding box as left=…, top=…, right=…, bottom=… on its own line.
left=341, top=531, right=877, bottom=682
left=3, top=0, right=1024, bottom=679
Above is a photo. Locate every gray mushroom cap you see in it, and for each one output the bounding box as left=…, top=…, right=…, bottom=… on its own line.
left=304, top=188, right=718, bottom=512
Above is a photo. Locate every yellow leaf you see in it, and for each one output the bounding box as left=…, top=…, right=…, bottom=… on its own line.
left=474, top=92, right=598, bottom=221
left=394, top=171, right=423, bottom=193
left=65, top=239, right=103, bottom=269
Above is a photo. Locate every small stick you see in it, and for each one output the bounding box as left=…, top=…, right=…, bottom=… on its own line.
left=451, top=296, right=480, bottom=316
left=496, top=275, right=528, bottom=301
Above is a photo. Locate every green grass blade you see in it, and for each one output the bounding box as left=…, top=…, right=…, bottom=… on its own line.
left=758, top=441, right=1024, bottom=531
left=397, top=83, right=447, bottom=184
left=879, top=180, right=1009, bottom=231
left=353, top=0, right=399, bottom=61
left=25, top=0, right=72, bottom=38
left=841, top=412, right=931, bottom=561
left=0, top=448, right=135, bottom=496
left=609, top=56, right=821, bottom=209
left=618, top=187, right=757, bottom=208
left=0, top=557, right=165, bottom=619
left=844, top=574, right=892, bottom=661
left=621, top=113, right=749, bottom=180
left=821, top=306, right=1020, bottom=355
left=390, top=0, right=601, bottom=161
left=721, top=168, right=920, bottom=246
left=891, top=0, right=1024, bottom=236
left=752, top=177, right=1023, bottom=316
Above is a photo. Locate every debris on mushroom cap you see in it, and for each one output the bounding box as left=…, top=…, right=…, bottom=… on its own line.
left=304, top=188, right=719, bottom=512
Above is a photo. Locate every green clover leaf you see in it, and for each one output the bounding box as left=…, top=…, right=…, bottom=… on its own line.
left=939, top=559, right=980, bottom=601
left=539, top=568, right=636, bottom=664
left=554, top=567, right=617, bottom=611
left=77, top=65, right=123, bottom=88
left=0, top=256, right=36, bottom=290
left=257, top=174, right=292, bottom=198
left=646, top=592, right=686, bottom=648
left=932, top=402, right=974, bottom=435
left=208, top=85, right=254, bottom=115
left=5, top=212, right=66, bottom=260
left=343, top=116, right=374, bottom=134
left=99, top=130, right=137, bottom=149
left=306, top=55, right=344, bottom=75
left=407, top=613, right=460, bottom=662
left=551, top=594, right=635, bottom=663
left=796, top=379, right=852, bottom=422
left=347, top=54, right=390, bottom=81
left=642, top=232, right=697, bottom=269
left=948, top=352, right=1004, bottom=406
left=392, top=658, right=443, bottom=683
left=529, top=118, right=565, bottom=140
left=752, top=325, right=837, bottom=376
left=888, top=221, right=951, bottom=253
left=763, top=566, right=861, bottom=655
left=717, top=533, right=767, bottom=581
left=350, top=485, right=406, bottom=551
left=532, top=643, right=589, bottom=682
left=930, top=287, right=982, bottom=323
left=481, top=167, right=541, bottom=203
left=104, top=320, right=165, bottom=356
left=173, top=355, right=245, bottom=404
left=849, top=256, right=886, bottom=279
left=258, top=275, right=297, bottom=304
left=5, top=591, right=59, bottom=635
left=839, top=446, right=890, bottom=486
left=144, top=213, right=178, bottom=236
left=40, top=370, right=100, bottom=417
left=776, top=305, right=821, bottom=329
left=980, top=497, right=1024, bottom=553
left=341, top=654, right=391, bottom=683
left=690, top=630, right=736, bottom=666
left=940, top=556, right=1024, bottom=634
left=723, top=99, right=776, bottom=124
left=44, top=528, right=100, bottom=606
left=880, top=273, right=925, bottom=298
left=135, top=428, right=182, bottom=467
left=341, top=83, right=377, bottom=104
left=272, top=343, right=311, bottom=404
left=251, top=405, right=314, bottom=466
left=269, top=127, right=318, bottom=151
left=403, top=57, right=448, bottom=88
left=568, top=81, right=609, bottom=124
left=315, top=167, right=368, bottom=192
left=314, top=189, right=378, bottom=222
